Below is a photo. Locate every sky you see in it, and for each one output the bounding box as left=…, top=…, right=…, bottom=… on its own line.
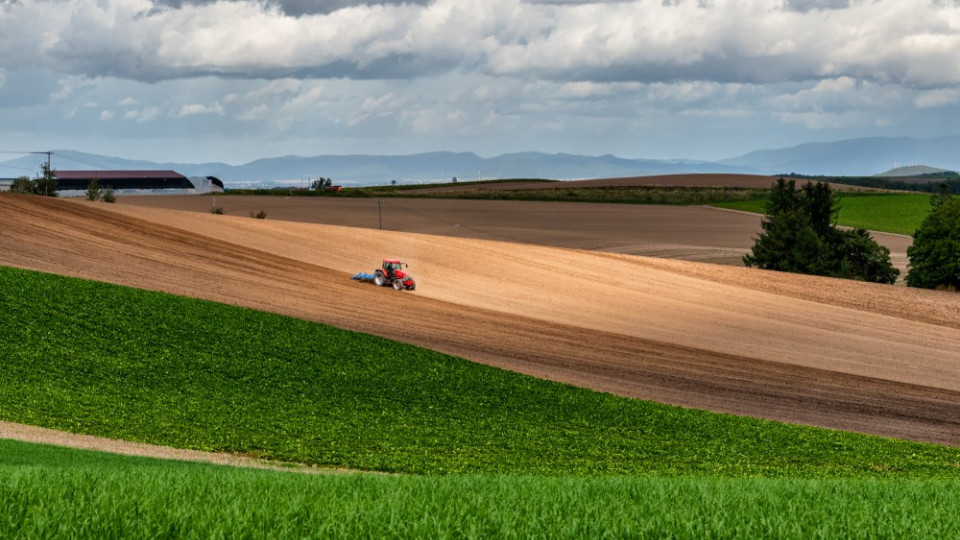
left=1, top=0, right=960, bottom=166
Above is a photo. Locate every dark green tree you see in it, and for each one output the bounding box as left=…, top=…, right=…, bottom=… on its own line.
left=744, top=178, right=898, bottom=284
left=34, top=163, right=58, bottom=197
left=906, top=195, right=960, bottom=290
left=802, top=181, right=837, bottom=238
left=835, top=228, right=899, bottom=284
left=311, top=177, right=333, bottom=190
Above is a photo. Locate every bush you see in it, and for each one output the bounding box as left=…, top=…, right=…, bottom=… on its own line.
left=251, top=209, right=267, bottom=219
left=907, top=195, right=960, bottom=290
left=9, top=176, right=35, bottom=194
left=744, top=179, right=898, bottom=284
left=86, top=178, right=102, bottom=201
left=102, top=188, right=116, bottom=203
left=8, top=164, right=58, bottom=197
left=210, top=207, right=224, bottom=215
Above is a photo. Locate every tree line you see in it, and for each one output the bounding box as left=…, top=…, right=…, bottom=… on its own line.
left=744, top=178, right=959, bottom=290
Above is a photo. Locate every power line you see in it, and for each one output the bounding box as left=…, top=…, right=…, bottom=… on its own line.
left=0, top=150, right=52, bottom=173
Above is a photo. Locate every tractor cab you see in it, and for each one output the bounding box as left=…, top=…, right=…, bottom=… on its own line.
left=372, top=259, right=416, bottom=291
left=382, top=259, right=406, bottom=277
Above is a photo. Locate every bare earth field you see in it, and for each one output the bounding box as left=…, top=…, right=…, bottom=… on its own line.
left=120, top=195, right=912, bottom=271
left=2, top=194, right=960, bottom=451
left=399, top=173, right=882, bottom=193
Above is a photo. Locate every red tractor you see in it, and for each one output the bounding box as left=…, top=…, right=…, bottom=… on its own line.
left=374, top=259, right=416, bottom=291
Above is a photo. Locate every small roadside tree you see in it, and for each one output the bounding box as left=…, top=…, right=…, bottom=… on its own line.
left=906, top=192, right=960, bottom=290
left=34, top=163, right=58, bottom=197
left=86, top=177, right=102, bottom=201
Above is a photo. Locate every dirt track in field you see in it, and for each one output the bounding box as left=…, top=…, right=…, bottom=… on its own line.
left=2, top=194, right=960, bottom=450
left=0, top=421, right=354, bottom=474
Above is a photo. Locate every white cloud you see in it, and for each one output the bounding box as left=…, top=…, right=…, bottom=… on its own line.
left=124, top=106, right=162, bottom=122
left=178, top=101, right=224, bottom=117
left=0, top=0, right=958, bottom=90
left=914, top=88, right=960, bottom=108
left=3, top=0, right=960, bottom=165
left=237, top=103, right=271, bottom=120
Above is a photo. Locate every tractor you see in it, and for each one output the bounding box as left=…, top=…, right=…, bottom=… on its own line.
left=374, top=259, right=416, bottom=291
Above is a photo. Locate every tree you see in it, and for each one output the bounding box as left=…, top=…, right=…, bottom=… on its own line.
left=835, top=228, right=899, bottom=284
left=906, top=194, right=960, bottom=290
left=34, top=162, right=58, bottom=197
left=744, top=178, right=898, bottom=284
left=311, top=177, right=333, bottom=190
left=86, top=177, right=102, bottom=201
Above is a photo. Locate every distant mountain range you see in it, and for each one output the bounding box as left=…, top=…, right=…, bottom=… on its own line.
left=2, top=136, right=959, bottom=187
left=718, top=136, right=960, bottom=177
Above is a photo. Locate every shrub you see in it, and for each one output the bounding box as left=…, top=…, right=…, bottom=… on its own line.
left=86, top=178, right=102, bottom=201
left=251, top=209, right=267, bottom=219
left=211, top=207, right=225, bottom=215
left=102, top=188, right=116, bottom=203
left=9, top=176, right=35, bottom=194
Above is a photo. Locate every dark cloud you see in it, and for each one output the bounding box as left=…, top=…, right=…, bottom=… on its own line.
left=150, top=0, right=433, bottom=16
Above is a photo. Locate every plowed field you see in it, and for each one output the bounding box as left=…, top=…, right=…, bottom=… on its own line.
left=3, top=194, right=959, bottom=446
left=119, top=195, right=913, bottom=270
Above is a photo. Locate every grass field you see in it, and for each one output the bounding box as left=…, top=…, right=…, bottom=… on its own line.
left=714, top=193, right=933, bottom=236
left=229, top=182, right=771, bottom=205
left=3, top=438, right=960, bottom=539
left=2, top=265, right=960, bottom=478
left=365, top=185, right=771, bottom=205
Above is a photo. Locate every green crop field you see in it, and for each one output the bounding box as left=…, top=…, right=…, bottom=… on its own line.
left=2, top=265, right=959, bottom=477
left=3, top=439, right=960, bottom=539
left=3, top=265, right=960, bottom=537
left=715, top=192, right=933, bottom=236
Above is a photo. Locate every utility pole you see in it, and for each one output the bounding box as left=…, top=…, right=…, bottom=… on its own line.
left=378, top=200, right=384, bottom=230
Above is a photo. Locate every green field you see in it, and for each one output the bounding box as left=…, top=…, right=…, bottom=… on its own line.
left=3, top=439, right=960, bottom=539
left=2, top=265, right=960, bottom=477
left=715, top=192, right=933, bottom=236
left=364, top=185, right=771, bottom=205
left=3, top=264, right=960, bottom=537
left=231, top=182, right=773, bottom=205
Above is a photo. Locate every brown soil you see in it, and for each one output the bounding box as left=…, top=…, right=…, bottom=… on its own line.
left=119, top=195, right=912, bottom=273
left=2, top=193, right=959, bottom=453
left=400, top=174, right=881, bottom=193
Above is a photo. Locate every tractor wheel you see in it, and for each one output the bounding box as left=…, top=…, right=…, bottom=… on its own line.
left=374, top=271, right=387, bottom=286
left=406, top=279, right=416, bottom=291
left=392, top=279, right=404, bottom=291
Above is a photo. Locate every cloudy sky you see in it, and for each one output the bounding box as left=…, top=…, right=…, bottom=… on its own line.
left=1, top=0, right=959, bottom=166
